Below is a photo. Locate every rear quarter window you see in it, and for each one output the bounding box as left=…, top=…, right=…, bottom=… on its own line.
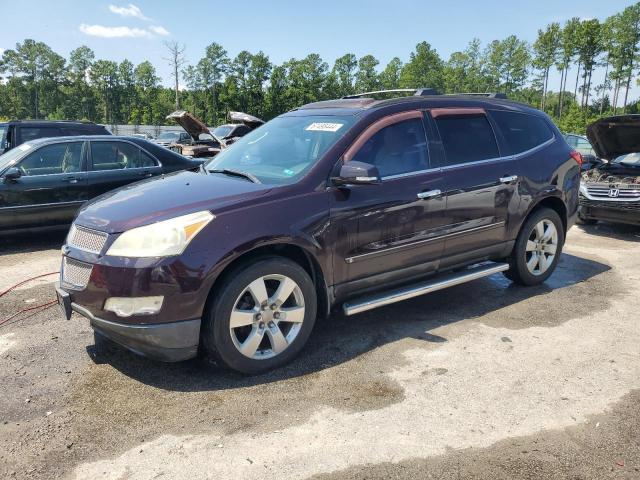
left=490, top=110, right=554, bottom=155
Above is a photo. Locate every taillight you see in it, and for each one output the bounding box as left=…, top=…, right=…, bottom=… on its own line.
left=570, top=150, right=583, bottom=167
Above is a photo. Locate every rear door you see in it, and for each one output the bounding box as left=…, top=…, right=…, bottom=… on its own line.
left=430, top=108, right=520, bottom=265
left=87, top=140, right=162, bottom=198
left=330, top=111, right=447, bottom=296
left=0, top=141, right=88, bottom=230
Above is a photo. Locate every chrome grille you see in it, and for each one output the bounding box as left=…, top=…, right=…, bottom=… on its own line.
left=586, top=184, right=640, bottom=199
left=67, top=225, right=108, bottom=254
left=61, top=257, right=93, bottom=290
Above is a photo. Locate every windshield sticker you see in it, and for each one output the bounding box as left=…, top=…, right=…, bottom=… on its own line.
left=18, top=144, right=32, bottom=151
left=305, top=122, right=344, bottom=132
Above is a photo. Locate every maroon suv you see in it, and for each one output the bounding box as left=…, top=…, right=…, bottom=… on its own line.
left=56, top=89, right=581, bottom=374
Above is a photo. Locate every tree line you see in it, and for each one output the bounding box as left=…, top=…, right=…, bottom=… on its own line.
left=2, top=3, right=640, bottom=134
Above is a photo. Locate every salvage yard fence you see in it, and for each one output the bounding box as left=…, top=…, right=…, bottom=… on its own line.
left=105, top=124, right=191, bottom=138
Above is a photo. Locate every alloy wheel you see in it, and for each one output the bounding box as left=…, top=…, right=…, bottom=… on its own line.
left=525, top=219, right=558, bottom=276
left=229, top=274, right=306, bottom=360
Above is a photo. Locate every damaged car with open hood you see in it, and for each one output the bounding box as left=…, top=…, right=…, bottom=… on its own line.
left=579, top=115, right=640, bottom=225
left=166, top=110, right=264, bottom=158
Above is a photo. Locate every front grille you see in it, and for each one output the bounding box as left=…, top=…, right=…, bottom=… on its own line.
left=61, top=257, right=93, bottom=290
left=586, top=184, right=640, bottom=199
left=67, top=225, right=108, bottom=254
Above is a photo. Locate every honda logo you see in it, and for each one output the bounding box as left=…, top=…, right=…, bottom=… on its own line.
left=608, top=188, right=620, bottom=198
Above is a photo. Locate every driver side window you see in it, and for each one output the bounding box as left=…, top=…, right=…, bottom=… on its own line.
left=351, top=118, right=429, bottom=177
left=20, top=142, right=83, bottom=176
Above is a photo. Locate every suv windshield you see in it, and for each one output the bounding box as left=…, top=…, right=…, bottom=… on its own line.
left=0, top=125, right=6, bottom=150
left=613, top=152, right=640, bottom=166
left=212, top=126, right=233, bottom=138
left=205, top=115, right=355, bottom=184
left=158, top=132, right=180, bottom=141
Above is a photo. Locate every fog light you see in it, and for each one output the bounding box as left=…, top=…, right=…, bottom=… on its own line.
left=104, top=296, right=164, bottom=317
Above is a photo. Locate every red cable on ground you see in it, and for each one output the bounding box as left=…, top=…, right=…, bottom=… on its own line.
left=0, top=300, right=58, bottom=327
left=0, top=271, right=61, bottom=328
left=0, top=271, right=59, bottom=299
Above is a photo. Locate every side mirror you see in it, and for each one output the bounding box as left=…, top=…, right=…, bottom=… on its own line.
left=331, top=161, right=381, bottom=186
left=3, top=167, right=21, bottom=183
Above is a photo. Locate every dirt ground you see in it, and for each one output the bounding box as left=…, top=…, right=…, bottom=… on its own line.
left=0, top=223, right=639, bottom=479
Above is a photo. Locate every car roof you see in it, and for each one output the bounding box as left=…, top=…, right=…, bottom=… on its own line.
left=2, top=120, right=101, bottom=126
left=286, top=93, right=543, bottom=118
left=22, top=135, right=154, bottom=146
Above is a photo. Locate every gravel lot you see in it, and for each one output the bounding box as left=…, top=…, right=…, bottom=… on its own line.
left=0, top=223, right=639, bottom=479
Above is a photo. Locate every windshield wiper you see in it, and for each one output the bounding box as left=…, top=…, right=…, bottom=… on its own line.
left=207, top=168, right=261, bottom=184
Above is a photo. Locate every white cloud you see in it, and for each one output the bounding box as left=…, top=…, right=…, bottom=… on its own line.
left=79, top=24, right=152, bottom=38
left=108, top=3, right=150, bottom=21
left=148, top=25, right=170, bottom=36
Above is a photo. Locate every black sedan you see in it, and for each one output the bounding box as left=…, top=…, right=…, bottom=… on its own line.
left=0, top=136, right=203, bottom=233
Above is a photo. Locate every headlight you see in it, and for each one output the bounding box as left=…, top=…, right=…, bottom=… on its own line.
left=106, top=211, right=214, bottom=257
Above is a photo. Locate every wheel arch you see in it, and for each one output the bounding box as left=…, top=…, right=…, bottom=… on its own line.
left=202, top=242, right=331, bottom=324
left=528, top=195, right=568, bottom=237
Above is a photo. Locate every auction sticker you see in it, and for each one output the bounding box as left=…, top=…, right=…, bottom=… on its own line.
left=305, top=122, right=344, bottom=132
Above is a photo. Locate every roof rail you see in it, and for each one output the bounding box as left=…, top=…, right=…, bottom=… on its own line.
left=342, top=88, right=439, bottom=99
left=449, top=92, right=508, bottom=99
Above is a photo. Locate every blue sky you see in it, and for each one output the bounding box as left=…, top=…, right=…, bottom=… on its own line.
left=1, top=0, right=637, bottom=95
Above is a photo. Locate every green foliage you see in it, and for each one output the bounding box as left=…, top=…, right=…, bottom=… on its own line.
left=2, top=3, right=640, bottom=135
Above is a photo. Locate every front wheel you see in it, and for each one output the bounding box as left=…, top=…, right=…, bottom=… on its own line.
left=504, top=207, right=564, bottom=286
left=202, top=257, right=317, bottom=374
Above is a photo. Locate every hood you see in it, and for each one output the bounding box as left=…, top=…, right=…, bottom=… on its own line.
left=166, top=110, right=211, bottom=140
left=586, top=115, right=640, bottom=160
left=76, top=170, right=271, bottom=233
left=228, top=111, right=265, bottom=129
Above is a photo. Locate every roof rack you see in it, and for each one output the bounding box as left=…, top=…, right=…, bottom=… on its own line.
left=342, top=89, right=507, bottom=100
left=448, top=92, right=508, bottom=99
left=342, top=88, right=439, bottom=99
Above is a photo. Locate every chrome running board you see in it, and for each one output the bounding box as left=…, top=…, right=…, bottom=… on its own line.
left=343, top=262, right=509, bottom=316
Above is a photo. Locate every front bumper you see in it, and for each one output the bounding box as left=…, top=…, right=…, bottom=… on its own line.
left=579, top=196, right=640, bottom=225
left=75, top=302, right=200, bottom=361
left=57, top=279, right=201, bottom=361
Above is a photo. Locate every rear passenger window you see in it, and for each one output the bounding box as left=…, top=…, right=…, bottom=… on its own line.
left=351, top=118, right=429, bottom=177
left=490, top=110, right=554, bottom=155
left=91, top=141, right=149, bottom=170
left=435, top=115, right=499, bottom=165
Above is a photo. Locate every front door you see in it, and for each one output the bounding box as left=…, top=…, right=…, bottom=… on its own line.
left=0, top=141, right=88, bottom=230
left=330, top=111, right=447, bottom=298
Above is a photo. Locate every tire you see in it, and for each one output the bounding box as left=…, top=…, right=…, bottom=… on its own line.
left=202, top=257, right=317, bottom=374
left=503, top=207, right=564, bottom=286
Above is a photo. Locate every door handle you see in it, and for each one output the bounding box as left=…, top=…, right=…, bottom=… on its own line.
left=64, top=176, right=78, bottom=184
left=417, top=189, right=441, bottom=200
left=499, top=175, right=518, bottom=184
left=139, top=171, right=153, bottom=177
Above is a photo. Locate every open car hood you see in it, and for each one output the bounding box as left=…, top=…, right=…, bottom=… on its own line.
left=586, top=115, right=640, bottom=160
left=166, top=110, right=210, bottom=140
left=228, top=111, right=265, bottom=129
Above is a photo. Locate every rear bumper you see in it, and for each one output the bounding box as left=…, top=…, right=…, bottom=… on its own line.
left=72, top=303, right=200, bottom=362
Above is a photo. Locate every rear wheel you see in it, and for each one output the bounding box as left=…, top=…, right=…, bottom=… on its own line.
left=504, top=207, right=564, bottom=286
left=202, top=257, right=317, bottom=374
